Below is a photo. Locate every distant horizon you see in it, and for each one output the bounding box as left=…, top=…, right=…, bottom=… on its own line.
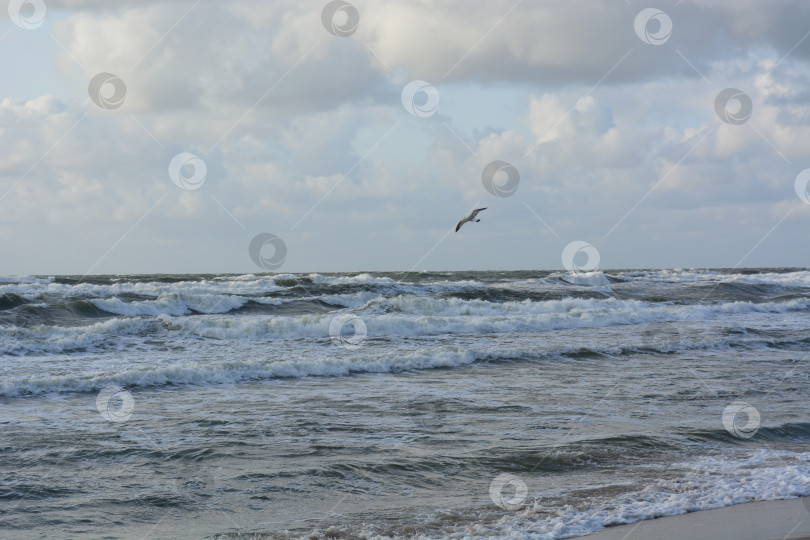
left=4, top=265, right=809, bottom=279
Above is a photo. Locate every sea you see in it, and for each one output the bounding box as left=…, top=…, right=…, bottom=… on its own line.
left=1, top=268, right=809, bottom=539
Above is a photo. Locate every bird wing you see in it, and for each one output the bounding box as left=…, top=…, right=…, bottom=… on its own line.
left=470, top=207, right=487, bottom=218
left=455, top=218, right=467, bottom=232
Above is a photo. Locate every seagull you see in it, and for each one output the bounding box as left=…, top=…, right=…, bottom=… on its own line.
left=455, top=207, right=487, bottom=232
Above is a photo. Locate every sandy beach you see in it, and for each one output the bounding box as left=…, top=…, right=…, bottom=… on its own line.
left=579, top=498, right=810, bottom=540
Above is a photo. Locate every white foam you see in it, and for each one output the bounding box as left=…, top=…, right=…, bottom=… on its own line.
left=726, top=270, right=810, bottom=287
left=90, top=293, right=248, bottom=316
left=0, top=317, right=156, bottom=356
left=91, top=295, right=189, bottom=316
left=0, top=275, right=55, bottom=284
left=0, top=273, right=485, bottom=300
left=319, top=291, right=383, bottom=307
left=4, top=270, right=809, bottom=309
left=213, top=273, right=262, bottom=281
left=465, top=450, right=810, bottom=540
left=0, top=277, right=285, bottom=299
left=143, top=295, right=810, bottom=342
left=307, top=272, right=396, bottom=285
left=553, top=271, right=612, bottom=287
left=1, top=321, right=794, bottom=392
left=613, top=269, right=810, bottom=287
left=0, top=346, right=486, bottom=396
left=4, top=295, right=808, bottom=358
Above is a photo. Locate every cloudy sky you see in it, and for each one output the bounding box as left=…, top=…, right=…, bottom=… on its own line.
left=1, top=0, right=809, bottom=275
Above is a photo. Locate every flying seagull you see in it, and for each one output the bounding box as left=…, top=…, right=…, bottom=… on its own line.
left=455, top=207, right=487, bottom=232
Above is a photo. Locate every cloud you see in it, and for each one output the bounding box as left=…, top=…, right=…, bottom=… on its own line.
left=0, top=0, right=809, bottom=273
left=360, top=0, right=810, bottom=85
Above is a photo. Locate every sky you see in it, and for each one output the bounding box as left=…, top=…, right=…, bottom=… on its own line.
left=1, top=0, right=809, bottom=275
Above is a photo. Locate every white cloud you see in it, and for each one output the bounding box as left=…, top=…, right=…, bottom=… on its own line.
left=0, top=0, right=809, bottom=273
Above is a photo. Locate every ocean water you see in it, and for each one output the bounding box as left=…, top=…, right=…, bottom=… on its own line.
left=1, top=269, right=809, bottom=539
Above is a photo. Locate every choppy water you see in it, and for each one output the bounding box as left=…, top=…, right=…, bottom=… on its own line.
left=1, top=269, right=809, bottom=539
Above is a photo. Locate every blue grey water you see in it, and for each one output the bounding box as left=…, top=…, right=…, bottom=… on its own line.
left=1, top=269, right=809, bottom=539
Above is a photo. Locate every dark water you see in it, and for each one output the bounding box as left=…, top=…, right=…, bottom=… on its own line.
left=1, top=269, right=809, bottom=538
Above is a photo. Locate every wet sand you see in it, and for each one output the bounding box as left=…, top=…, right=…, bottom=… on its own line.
left=578, top=497, right=810, bottom=540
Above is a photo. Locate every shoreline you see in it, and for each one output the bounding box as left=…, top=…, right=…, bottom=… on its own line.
left=577, top=497, right=810, bottom=540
